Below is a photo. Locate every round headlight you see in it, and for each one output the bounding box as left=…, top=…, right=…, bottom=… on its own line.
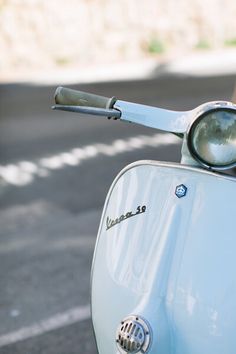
left=188, top=108, right=236, bottom=169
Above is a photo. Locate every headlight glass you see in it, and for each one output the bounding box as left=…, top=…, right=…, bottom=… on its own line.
left=189, top=108, right=236, bottom=168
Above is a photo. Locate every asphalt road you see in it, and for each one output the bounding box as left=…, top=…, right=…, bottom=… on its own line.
left=0, top=73, right=235, bottom=354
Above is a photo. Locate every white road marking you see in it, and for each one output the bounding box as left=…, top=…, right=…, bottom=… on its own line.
left=0, top=305, right=91, bottom=348
left=0, top=133, right=179, bottom=186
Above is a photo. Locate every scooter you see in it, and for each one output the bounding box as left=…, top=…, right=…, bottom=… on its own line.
left=53, top=86, right=236, bottom=354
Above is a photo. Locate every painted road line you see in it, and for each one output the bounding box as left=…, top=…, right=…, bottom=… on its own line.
left=0, top=305, right=91, bottom=348
left=0, top=133, right=179, bottom=186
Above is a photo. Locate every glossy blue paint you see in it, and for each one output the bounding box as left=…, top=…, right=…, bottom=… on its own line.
left=91, top=161, right=236, bottom=354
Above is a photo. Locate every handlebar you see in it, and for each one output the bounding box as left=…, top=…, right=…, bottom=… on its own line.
left=54, top=86, right=116, bottom=109
left=52, top=86, right=192, bottom=133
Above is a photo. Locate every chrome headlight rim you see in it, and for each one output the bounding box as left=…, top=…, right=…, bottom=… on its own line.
left=187, top=106, right=236, bottom=170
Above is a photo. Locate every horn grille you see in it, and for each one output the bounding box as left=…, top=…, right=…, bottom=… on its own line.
left=116, top=315, right=151, bottom=354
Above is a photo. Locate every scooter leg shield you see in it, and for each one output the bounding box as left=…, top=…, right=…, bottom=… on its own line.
left=91, top=161, right=236, bottom=354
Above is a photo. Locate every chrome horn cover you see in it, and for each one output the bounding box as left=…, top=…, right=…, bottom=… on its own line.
left=116, top=315, right=152, bottom=354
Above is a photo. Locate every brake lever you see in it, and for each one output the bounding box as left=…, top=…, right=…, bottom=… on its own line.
left=52, top=104, right=121, bottom=119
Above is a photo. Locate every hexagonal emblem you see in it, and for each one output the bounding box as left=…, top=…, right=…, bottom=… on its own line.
left=175, top=184, right=187, bottom=198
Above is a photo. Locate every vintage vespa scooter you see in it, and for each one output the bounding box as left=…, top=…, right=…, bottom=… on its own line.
left=53, top=87, right=236, bottom=354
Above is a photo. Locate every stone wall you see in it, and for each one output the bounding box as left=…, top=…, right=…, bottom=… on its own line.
left=0, top=0, right=236, bottom=73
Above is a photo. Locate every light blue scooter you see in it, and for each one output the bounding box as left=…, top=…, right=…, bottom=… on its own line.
left=53, top=86, right=236, bottom=354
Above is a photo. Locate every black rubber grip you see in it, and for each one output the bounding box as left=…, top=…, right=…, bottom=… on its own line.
left=54, top=86, right=116, bottom=109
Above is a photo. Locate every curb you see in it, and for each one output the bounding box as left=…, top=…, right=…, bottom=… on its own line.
left=1, top=49, right=236, bottom=86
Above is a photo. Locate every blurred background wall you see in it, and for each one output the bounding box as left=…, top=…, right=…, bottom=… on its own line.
left=0, top=0, right=236, bottom=80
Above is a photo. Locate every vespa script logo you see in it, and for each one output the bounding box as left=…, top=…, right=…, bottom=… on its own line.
left=106, top=205, right=146, bottom=231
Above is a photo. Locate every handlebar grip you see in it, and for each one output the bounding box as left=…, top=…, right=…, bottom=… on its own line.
left=54, top=86, right=116, bottom=109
